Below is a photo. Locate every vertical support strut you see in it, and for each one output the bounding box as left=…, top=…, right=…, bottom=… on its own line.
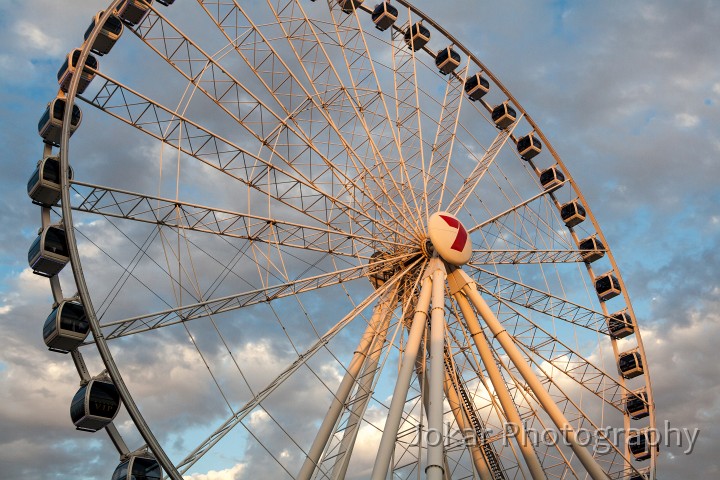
left=449, top=272, right=547, bottom=480
left=330, top=294, right=397, bottom=479
left=298, top=289, right=397, bottom=480
left=426, top=260, right=447, bottom=480
left=452, top=269, right=610, bottom=480
left=371, top=273, right=434, bottom=480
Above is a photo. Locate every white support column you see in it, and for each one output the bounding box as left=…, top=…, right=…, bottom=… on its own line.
left=448, top=275, right=547, bottom=480
left=426, top=261, right=447, bottom=480
left=298, top=291, right=395, bottom=480
left=452, top=269, right=610, bottom=480
left=371, top=274, right=434, bottom=480
left=330, top=301, right=394, bottom=480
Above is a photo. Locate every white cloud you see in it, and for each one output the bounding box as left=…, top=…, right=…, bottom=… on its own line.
left=185, top=463, right=246, bottom=480
left=674, top=113, right=700, bottom=128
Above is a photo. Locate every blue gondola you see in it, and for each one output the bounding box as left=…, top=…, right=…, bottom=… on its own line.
left=38, top=97, right=82, bottom=147
left=71, top=377, right=121, bottom=432
left=625, top=388, right=649, bottom=420
left=435, top=46, right=461, bottom=75
left=84, top=11, right=124, bottom=56
left=516, top=133, right=542, bottom=160
left=112, top=452, right=161, bottom=480
left=28, top=224, right=69, bottom=277
left=27, top=156, right=73, bottom=206
left=578, top=235, right=605, bottom=263
left=618, top=349, right=644, bottom=379
left=560, top=199, right=585, bottom=228
left=608, top=309, right=634, bottom=339
left=491, top=102, right=516, bottom=129
left=628, top=430, right=654, bottom=461
left=115, top=0, right=153, bottom=26
left=464, top=73, right=490, bottom=101
left=595, top=271, right=621, bottom=301
left=539, top=166, right=565, bottom=191
left=371, top=2, right=398, bottom=31
left=404, top=22, right=430, bottom=51
left=57, top=49, right=99, bottom=94
left=43, top=301, right=89, bottom=353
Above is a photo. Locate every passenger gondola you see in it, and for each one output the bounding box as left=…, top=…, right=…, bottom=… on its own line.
left=539, top=166, right=565, bottom=191
left=618, top=349, right=644, bottom=379
left=57, top=49, right=99, bottom=94
left=157, top=0, right=175, bottom=5
left=28, top=224, right=70, bottom=277
left=27, top=156, right=73, bottom=206
left=625, top=388, right=650, bottom=420
left=607, top=309, right=634, bottom=339
left=43, top=301, right=90, bottom=353
left=115, top=0, right=153, bottom=26
left=404, top=22, right=430, bottom=51
left=559, top=199, right=586, bottom=228
left=71, top=377, right=121, bottom=432
left=629, top=467, right=650, bottom=480
left=491, top=102, right=517, bottom=129
left=464, top=72, right=490, bottom=101
left=84, top=11, right=124, bottom=56
left=595, top=271, right=621, bottom=301
left=112, top=452, right=161, bottom=480
left=435, top=46, right=461, bottom=75
left=38, top=97, right=82, bottom=147
left=338, top=0, right=363, bottom=13
left=578, top=235, right=605, bottom=263
left=368, top=251, right=394, bottom=289
left=516, top=133, right=542, bottom=160
left=371, top=2, right=398, bottom=31
left=628, top=430, right=654, bottom=461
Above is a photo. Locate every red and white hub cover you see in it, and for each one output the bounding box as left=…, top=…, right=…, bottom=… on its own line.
left=427, top=212, right=472, bottom=266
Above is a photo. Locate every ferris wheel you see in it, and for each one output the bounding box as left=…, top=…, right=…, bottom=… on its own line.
left=28, top=0, right=657, bottom=479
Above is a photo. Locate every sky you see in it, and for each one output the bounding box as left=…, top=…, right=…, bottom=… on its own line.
left=1, top=0, right=719, bottom=479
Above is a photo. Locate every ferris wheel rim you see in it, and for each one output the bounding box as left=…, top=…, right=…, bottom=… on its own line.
left=47, top=0, right=657, bottom=478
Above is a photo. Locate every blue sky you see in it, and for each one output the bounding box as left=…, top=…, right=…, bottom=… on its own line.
left=1, top=0, right=719, bottom=478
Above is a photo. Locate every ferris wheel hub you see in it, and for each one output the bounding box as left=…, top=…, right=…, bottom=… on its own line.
left=427, top=212, right=472, bottom=266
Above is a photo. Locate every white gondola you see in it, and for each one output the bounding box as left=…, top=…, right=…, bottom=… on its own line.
left=516, top=133, right=542, bottom=160
left=608, top=309, right=634, bottom=339
left=404, top=22, right=430, bottom=51
left=57, top=49, right=99, bottom=94
left=625, top=388, right=650, bottom=420
left=435, top=46, right=461, bottom=75
left=371, top=2, right=398, bottom=31
left=28, top=224, right=69, bottom=277
left=464, top=72, right=490, bottom=101
left=338, top=0, right=363, bottom=13
left=112, top=452, right=161, bottom=480
left=578, top=235, right=605, bottom=263
left=618, top=349, right=644, bottom=379
left=628, top=430, right=654, bottom=461
left=71, top=377, right=121, bottom=432
left=43, top=301, right=90, bottom=353
left=539, top=166, right=565, bottom=191
left=38, top=97, right=82, bottom=147
left=84, top=11, right=124, bottom=56
left=491, top=102, right=517, bottom=129
left=560, top=199, right=586, bottom=228
left=115, top=0, right=153, bottom=26
left=27, top=156, right=73, bottom=206
left=595, top=271, right=621, bottom=301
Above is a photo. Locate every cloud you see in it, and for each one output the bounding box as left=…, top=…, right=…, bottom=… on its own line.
left=675, top=113, right=700, bottom=128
